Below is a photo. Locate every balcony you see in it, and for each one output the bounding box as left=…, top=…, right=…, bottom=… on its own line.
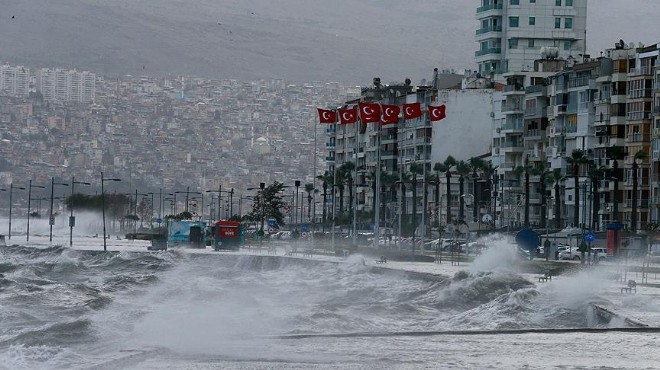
left=626, top=133, right=650, bottom=143
left=503, top=84, right=525, bottom=95
left=525, top=107, right=547, bottom=117
left=475, top=47, right=502, bottom=57
left=627, top=111, right=652, bottom=121
left=525, top=85, right=546, bottom=95
left=502, top=104, right=524, bottom=115
left=629, top=66, right=654, bottom=76
left=628, top=88, right=653, bottom=99
left=476, top=2, right=503, bottom=14
left=625, top=199, right=650, bottom=209
left=476, top=25, right=502, bottom=36
left=325, top=156, right=335, bottom=162
left=500, top=142, right=524, bottom=153
left=325, top=127, right=336, bottom=135
left=500, top=122, right=523, bottom=133
left=325, top=142, right=335, bottom=149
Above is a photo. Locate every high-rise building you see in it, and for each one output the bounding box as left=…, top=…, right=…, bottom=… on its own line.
left=0, top=64, right=30, bottom=97
left=36, top=68, right=96, bottom=103
left=476, top=0, right=587, bottom=77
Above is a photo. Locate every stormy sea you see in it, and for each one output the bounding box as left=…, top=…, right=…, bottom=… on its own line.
left=1, top=234, right=660, bottom=369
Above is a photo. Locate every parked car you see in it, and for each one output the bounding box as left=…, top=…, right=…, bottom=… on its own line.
left=558, top=246, right=608, bottom=262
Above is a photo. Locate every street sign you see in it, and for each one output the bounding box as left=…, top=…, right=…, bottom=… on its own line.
left=69, top=216, right=75, bottom=227
left=157, top=218, right=163, bottom=224
left=584, top=231, right=596, bottom=243
left=49, top=216, right=55, bottom=226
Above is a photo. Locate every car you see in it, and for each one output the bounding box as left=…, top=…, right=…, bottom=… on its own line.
left=558, top=246, right=608, bottom=262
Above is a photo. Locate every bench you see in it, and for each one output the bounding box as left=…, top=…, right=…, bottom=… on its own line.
left=267, top=246, right=277, bottom=255
left=538, top=272, right=552, bottom=283
left=303, top=249, right=314, bottom=257
left=375, top=256, right=387, bottom=264
left=621, top=280, right=637, bottom=294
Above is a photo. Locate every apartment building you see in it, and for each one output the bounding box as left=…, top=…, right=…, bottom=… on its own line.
left=36, top=68, right=96, bottom=104
left=0, top=64, right=29, bottom=97
left=476, top=0, right=587, bottom=78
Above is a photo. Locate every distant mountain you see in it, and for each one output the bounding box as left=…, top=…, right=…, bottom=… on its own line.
left=0, top=0, right=657, bottom=84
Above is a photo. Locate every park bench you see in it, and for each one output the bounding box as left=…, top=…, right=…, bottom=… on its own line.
left=538, top=271, right=552, bottom=283
left=375, top=256, right=387, bottom=264
left=267, top=246, right=277, bottom=255
left=303, top=249, right=314, bottom=257
left=621, top=279, right=637, bottom=294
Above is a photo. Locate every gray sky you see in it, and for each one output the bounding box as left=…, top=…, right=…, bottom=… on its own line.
left=0, top=0, right=657, bottom=83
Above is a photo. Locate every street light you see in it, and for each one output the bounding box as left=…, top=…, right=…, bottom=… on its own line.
left=69, top=177, right=91, bottom=246
left=247, top=183, right=266, bottom=243
left=49, top=177, right=69, bottom=243
left=101, top=172, right=121, bottom=252
left=26, top=180, right=46, bottom=242
left=2, top=184, right=25, bottom=240
left=206, top=186, right=234, bottom=220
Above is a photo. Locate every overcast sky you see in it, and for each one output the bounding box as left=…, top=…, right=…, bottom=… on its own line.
left=0, top=0, right=657, bottom=83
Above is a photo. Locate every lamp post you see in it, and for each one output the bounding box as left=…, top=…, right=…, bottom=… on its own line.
left=206, top=187, right=234, bottom=220
left=2, top=184, right=25, bottom=239
left=247, top=183, right=266, bottom=243
left=101, top=172, right=121, bottom=252
left=49, top=177, right=69, bottom=243
left=26, top=180, right=45, bottom=242
left=294, top=180, right=301, bottom=225
left=69, top=177, right=91, bottom=246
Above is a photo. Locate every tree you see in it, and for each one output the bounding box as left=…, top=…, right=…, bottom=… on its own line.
left=247, top=181, right=286, bottom=230
left=442, top=156, right=457, bottom=224
left=481, top=162, right=498, bottom=227
left=549, top=169, right=564, bottom=229
left=339, top=161, right=356, bottom=216
left=468, top=157, right=486, bottom=223
left=533, top=162, right=552, bottom=230
left=456, top=160, right=471, bottom=222
left=631, top=150, right=647, bottom=232
left=514, top=157, right=534, bottom=228
left=607, top=145, right=626, bottom=222
left=588, top=161, right=608, bottom=231
left=409, top=162, right=424, bottom=235
left=567, top=149, right=589, bottom=227
left=316, top=171, right=333, bottom=227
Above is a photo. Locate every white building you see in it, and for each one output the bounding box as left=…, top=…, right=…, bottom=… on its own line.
left=0, top=64, right=30, bottom=97
left=36, top=68, right=96, bottom=103
left=476, top=0, right=587, bottom=78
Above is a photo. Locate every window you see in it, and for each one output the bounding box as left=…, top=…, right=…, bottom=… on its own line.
left=556, top=0, right=561, bottom=5
left=564, top=40, right=572, bottom=50
left=565, top=18, right=573, bottom=29
left=566, top=0, right=573, bottom=5
left=510, top=0, right=519, bottom=4
left=554, top=17, right=561, bottom=28
left=528, top=39, right=535, bottom=48
left=529, top=17, right=535, bottom=25
left=509, top=16, right=519, bottom=28
left=530, top=0, right=536, bottom=2
left=509, top=38, right=518, bottom=49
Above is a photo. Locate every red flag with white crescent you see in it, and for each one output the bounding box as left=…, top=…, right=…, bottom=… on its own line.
left=338, top=108, right=358, bottom=124
left=317, top=108, right=337, bottom=124
left=358, top=103, right=381, bottom=123
left=381, top=104, right=400, bottom=124
left=403, top=103, right=422, bottom=120
left=428, top=104, right=447, bottom=122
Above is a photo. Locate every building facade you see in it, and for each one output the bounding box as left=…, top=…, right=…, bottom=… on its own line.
left=476, top=0, right=587, bottom=77
left=0, top=64, right=30, bottom=97
left=36, top=68, right=96, bottom=104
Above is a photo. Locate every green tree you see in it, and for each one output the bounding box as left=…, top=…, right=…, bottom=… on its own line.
left=549, top=169, right=564, bottom=229
left=441, top=156, right=457, bottom=224
left=409, top=162, right=424, bottom=234
left=607, top=145, right=626, bottom=222
left=533, top=162, right=552, bottom=230
left=514, top=157, right=534, bottom=228
left=247, top=181, right=286, bottom=231
left=339, top=161, right=356, bottom=216
left=468, top=157, right=486, bottom=223
left=304, top=183, right=316, bottom=222
left=567, top=149, right=590, bottom=227
left=455, top=160, right=471, bottom=222
left=588, top=161, right=608, bottom=231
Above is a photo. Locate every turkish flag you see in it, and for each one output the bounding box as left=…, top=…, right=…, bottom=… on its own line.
left=381, top=104, right=400, bottom=124
left=428, top=104, right=447, bottom=122
left=317, top=108, right=337, bottom=124
left=358, top=103, right=381, bottom=123
left=338, top=108, right=358, bottom=124
left=403, top=103, right=422, bottom=120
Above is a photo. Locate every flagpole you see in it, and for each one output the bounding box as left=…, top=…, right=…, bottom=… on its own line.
left=353, top=115, right=359, bottom=248
left=312, top=112, right=317, bottom=251
left=373, top=116, right=382, bottom=250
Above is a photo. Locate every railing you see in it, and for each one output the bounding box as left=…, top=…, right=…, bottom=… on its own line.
left=625, top=199, right=650, bottom=209
left=568, top=76, right=591, bottom=88
left=525, top=107, right=547, bottom=117
left=501, top=122, right=523, bottom=131
left=475, top=48, right=502, bottom=57
left=502, top=104, right=523, bottom=112
left=525, top=85, right=545, bottom=94
left=629, top=66, right=654, bottom=76
left=596, top=113, right=610, bottom=123
left=325, top=156, right=335, bottom=162
left=477, top=3, right=503, bottom=13
left=504, top=84, right=525, bottom=92
left=476, top=25, right=502, bottom=35
left=627, top=88, right=653, bottom=99
left=626, top=133, right=650, bottom=143
left=325, top=142, right=335, bottom=148
left=526, top=129, right=541, bottom=137
left=627, top=111, right=651, bottom=121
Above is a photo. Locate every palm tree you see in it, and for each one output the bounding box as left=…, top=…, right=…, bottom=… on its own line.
left=514, top=158, right=534, bottom=228
left=409, top=162, right=424, bottom=235
left=632, top=150, right=647, bottom=232
left=432, top=162, right=444, bottom=229
left=567, top=149, right=589, bottom=227
left=339, top=161, right=356, bottom=215
left=532, top=162, right=552, bottom=229
left=588, top=162, right=608, bottom=231
left=456, top=161, right=471, bottom=222
left=468, top=157, right=486, bottom=223
left=481, top=162, right=498, bottom=227
left=607, top=145, right=626, bottom=222
left=316, top=171, right=333, bottom=227
left=442, top=156, right=457, bottom=224
left=549, top=169, right=564, bottom=229
left=381, top=172, right=399, bottom=227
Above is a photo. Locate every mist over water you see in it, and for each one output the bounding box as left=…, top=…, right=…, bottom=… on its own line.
left=0, top=234, right=656, bottom=369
